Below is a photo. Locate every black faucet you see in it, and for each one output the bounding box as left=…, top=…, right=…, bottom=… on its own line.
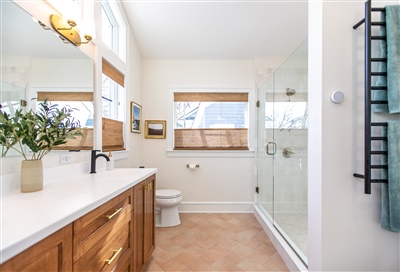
left=90, top=150, right=110, bottom=174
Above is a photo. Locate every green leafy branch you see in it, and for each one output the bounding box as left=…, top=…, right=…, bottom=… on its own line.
left=0, top=100, right=82, bottom=160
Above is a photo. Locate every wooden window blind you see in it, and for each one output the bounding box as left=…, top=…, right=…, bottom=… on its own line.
left=102, top=58, right=125, bottom=87
left=102, top=117, right=125, bottom=151
left=52, top=128, right=93, bottom=150
left=173, top=92, right=249, bottom=150
left=174, top=92, right=248, bottom=102
left=37, top=92, right=93, bottom=102
left=174, top=128, right=248, bottom=150
left=53, top=118, right=125, bottom=151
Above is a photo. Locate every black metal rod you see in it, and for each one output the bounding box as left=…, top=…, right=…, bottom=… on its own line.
left=371, top=58, right=387, bottom=62
left=353, top=18, right=365, bottom=29
left=371, top=22, right=386, bottom=26
left=371, top=72, right=387, bottom=76
left=372, top=7, right=385, bottom=12
left=371, top=179, right=388, bottom=183
left=371, top=100, right=388, bottom=104
left=371, top=122, right=388, bottom=126
left=371, top=136, right=388, bottom=140
left=364, top=0, right=372, bottom=194
left=371, top=165, right=388, bottom=169
left=371, top=86, right=387, bottom=90
left=371, top=151, right=388, bottom=154
left=353, top=173, right=365, bottom=179
left=372, top=36, right=387, bottom=40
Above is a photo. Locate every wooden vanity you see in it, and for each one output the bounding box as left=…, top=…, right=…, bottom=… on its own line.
left=0, top=169, right=156, bottom=272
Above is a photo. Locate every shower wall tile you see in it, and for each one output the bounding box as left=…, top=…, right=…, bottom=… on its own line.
left=262, top=129, right=308, bottom=214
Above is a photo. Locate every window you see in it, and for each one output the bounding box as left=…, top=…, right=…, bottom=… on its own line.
left=0, top=82, right=24, bottom=116
left=102, top=58, right=125, bottom=121
left=102, top=0, right=126, bottom=59
left=102, top=74, right=117, bottom=119
left=173, top=92, right=249, bottom=150
left=101, top=4, right=114, bottom=50
left=265, top=102, right=308, bottom=129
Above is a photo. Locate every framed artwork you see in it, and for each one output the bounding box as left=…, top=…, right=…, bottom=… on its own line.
left=144, top=120, right=166, bottom=139
left=130, top=101, right=142, bottom=133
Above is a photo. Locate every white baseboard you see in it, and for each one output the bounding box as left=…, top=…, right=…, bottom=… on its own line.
left=253, top=205, right=308, bottom=272
left=178, top=201, right=254, bottom=213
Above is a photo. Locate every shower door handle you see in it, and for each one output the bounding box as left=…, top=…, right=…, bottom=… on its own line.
left=266, top=142, right=276, bottom=155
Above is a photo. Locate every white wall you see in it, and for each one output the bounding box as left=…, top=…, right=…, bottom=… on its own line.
left=115, top=25, right=144, bottom=168
left=141, top=60, right=257, bottom=211
left=309, top=1, right=400, bottom=271
left=30, top=59, right=93, bottom=88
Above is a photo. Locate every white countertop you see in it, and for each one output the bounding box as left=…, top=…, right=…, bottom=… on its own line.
left=0, top=167, right=157, bottom=264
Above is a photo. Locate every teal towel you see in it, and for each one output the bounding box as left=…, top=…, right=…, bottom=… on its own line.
left=373, top=5, right=400, bottom=114
left=381, top=121, right=400, bottom=232
left=373, top=5, right=400, bottom=113
left=387, top=6, right=400, bottom=114
left=373, top=11, right=388, bottom=112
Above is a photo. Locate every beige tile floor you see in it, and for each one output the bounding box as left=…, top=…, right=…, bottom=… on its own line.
left=144, top=213, right=289, bottom=272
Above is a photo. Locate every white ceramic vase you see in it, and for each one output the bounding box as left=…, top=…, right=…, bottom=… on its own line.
left=21, top=160, right=43, bottom=193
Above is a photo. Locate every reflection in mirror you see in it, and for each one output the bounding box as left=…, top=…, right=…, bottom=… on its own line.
left=0, top=82, right=25, bottom=115
left=55, top=102, right=94, bottom=128
left=1, top=1, right=94, bottom=156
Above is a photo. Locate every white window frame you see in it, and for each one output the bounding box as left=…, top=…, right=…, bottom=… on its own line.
left=167, top=88, right=255, bottom=157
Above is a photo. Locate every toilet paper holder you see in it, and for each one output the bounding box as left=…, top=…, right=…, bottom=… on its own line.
left=186, top=164, right=200, bottom=169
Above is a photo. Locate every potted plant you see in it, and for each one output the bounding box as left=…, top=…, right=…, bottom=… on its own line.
left=0, top=100, right=82, bottom=192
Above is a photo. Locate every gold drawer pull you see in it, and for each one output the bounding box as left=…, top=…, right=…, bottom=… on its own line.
left=105, top=207, right=123, bottom=220
left=106, top=247, right=123, bottom=265
left=145, top=183, right=152, bottom=191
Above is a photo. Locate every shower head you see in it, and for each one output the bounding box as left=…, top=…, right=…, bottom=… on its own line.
left=286, top=88, right=296, bottom=96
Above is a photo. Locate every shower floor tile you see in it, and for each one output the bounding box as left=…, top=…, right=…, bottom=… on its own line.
left=274, top=213, right=308, bottom=260
left=144, top=213, right=289, bottom=272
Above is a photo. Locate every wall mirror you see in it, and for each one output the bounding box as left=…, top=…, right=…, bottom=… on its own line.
left=1, top=1, right=94, bottom=156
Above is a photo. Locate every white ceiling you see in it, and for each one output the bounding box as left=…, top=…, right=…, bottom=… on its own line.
left=121, top=1, right=308, bottom=60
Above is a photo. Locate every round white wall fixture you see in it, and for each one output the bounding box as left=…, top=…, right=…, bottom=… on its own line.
left=330, top=91, right=344, bottom=104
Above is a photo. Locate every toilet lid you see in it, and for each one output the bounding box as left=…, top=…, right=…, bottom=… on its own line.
left=156, top=189, right=181, bottom=199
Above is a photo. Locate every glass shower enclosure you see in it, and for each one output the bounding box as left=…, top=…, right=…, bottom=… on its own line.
left=257, top=39, right=308, bottom=264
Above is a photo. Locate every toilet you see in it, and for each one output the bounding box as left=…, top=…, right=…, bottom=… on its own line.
left=155, top=189, right=182, bottom=227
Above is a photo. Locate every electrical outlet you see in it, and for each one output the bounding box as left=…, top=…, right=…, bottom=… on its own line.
left=60, top=154, right=72, bottom=164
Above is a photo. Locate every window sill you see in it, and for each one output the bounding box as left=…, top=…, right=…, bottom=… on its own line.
left=112, top=150, right=129, bottom=160
left=166, top=149, right=255, bottom=158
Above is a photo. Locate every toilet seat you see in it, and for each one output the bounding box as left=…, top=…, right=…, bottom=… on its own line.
left=156, top=189, right=181, bottom=199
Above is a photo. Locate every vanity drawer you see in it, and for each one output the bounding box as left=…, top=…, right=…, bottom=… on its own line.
left=73, top=212, right=133, bottom=272
left=73, top=189, right=133, bottom=262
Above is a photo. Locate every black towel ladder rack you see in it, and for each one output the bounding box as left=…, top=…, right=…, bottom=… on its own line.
left=353, top=0, right=388, bottom=194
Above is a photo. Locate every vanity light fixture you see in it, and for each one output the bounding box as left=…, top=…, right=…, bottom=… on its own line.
left=49, top=14, right=92, bottom=46
left=38, top=21, right=51, bottom=30
left=32, top=17, right=51, bottom=30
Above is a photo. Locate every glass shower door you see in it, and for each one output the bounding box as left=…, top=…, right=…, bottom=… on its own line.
left=257, top=39, right=308, bottom=264
left=257, top=76, right=274, bottom=222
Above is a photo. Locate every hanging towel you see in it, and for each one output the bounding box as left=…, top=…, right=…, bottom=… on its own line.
left=374, top=6, right=400, bottom=114
left=381, top=120, right=400, bottom=232
left=386, top=6, right=400, bottom=114
left=373, top=11, right=388, bottom=113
